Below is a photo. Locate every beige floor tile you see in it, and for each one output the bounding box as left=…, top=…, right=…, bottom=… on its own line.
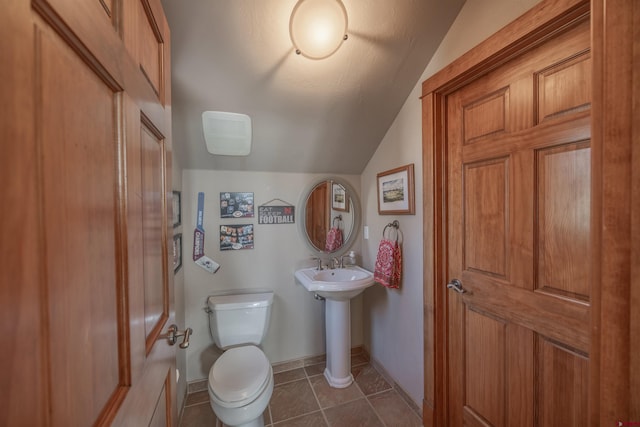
left=272, top=359, right=304, bottom=374
left=274, top=367, right=306, bottom=385
left=304, top=363, right=325, bottom=377
left=309, top=375, right=364, bottom=409
left=180, top=360, right=418, bottom=427
left=352, top=365, right=392, bottom=396
left=187, top=379, right=208, bottom=393
left=351, top=353, right=369, bottom=367
left=262, top=408, right=271, bottom=426
left=303, top=354, right=327, bottom=366
left=179, top=402, right=217, bottom=427
left=271, top=411, right=327, bottom=426
left=368, top=390, right=422, bottom=427
left=184, top=389, right=209, bottom=407
left=323, top=398, right=384, bottom=427
left=269, top=379, right=319, bottom=423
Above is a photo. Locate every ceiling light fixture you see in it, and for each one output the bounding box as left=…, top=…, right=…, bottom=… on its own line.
left=289, top=0, right=348, bottom=60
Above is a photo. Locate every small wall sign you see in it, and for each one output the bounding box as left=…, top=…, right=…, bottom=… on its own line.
left=258, top=205, right=295, bottom=224
left=193, top=192, right=220, bottom=273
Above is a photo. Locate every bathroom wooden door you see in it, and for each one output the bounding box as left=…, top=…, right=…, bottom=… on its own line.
left=422, top=2, right=592, bottom=425
left=2, top=1, right=178, bottom=426
left=445, top=18, right=591, bottom=427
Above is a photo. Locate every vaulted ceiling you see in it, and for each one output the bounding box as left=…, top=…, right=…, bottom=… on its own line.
left=162, top=0, right=466, bottom=174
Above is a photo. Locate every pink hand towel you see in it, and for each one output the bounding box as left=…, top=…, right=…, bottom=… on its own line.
left=374, top=238, right=402, bottom=288
left=325, top=227, right=343, bottom=252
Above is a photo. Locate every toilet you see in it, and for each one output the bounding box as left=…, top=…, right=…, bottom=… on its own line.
left=207, top=291, right=274, bottom=427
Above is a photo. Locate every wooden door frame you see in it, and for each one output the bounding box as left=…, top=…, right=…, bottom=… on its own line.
left=421, top=0, right=638, bottom=425
left=589, top=0, right=638, bottom=423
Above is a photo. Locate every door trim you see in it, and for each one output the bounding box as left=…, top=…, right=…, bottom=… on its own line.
left=589, top=0, right=639, bottom=423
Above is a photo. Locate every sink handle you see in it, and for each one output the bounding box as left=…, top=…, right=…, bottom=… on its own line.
left=331, top=257, right=341, bottom=269
left=312, top=256, right=323, bottom=270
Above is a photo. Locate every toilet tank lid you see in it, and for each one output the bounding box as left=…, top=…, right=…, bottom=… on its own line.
left=207, top=292, right=273, bottom=311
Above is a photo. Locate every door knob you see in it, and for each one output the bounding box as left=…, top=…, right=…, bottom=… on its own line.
left=447, top=278, right=466, bottom=294
left=160, top=324, right=193, bottom=349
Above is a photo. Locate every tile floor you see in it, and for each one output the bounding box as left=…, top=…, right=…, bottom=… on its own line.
left=179, top=350, right=422, bottom=427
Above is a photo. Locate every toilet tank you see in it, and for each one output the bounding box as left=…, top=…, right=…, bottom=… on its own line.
left=207, top=291, right=273, bottom=349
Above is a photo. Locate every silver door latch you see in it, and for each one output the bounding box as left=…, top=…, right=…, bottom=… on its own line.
left=160, top=324, right=193, bottom=349
left=447, top=278, right=466, bottom=294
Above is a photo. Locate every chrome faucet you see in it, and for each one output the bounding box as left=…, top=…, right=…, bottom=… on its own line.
left=331, top=256, right=349, bottom=269
left=341, top=254, right=351, bottom=267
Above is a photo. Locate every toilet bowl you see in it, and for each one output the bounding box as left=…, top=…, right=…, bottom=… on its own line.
left=208, top=345, right=273, bottom=427
left=206, top=291, right=274, bottom=427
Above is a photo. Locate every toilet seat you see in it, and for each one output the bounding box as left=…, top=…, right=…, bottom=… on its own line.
left=208, top=345, right=271, bottom=408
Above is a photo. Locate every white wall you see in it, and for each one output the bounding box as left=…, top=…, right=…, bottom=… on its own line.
left=181, top=170, right=363, bottom=382
left=360, top=0, right=542, bottom=408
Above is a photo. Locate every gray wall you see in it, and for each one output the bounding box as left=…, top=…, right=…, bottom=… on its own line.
left=181, top=170, right=362, bottom=382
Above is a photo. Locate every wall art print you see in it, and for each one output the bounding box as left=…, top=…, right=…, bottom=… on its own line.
left=376, top=163, right=415, bottom=215
left=331, top=183, right=349, bottom=212
left=173, top=233, right=182, bottom=273
left=220, top=192, right=254, bottom=218
left=220, top=224, right=254, bottom=250
left=172, top=191, right=181, bottom=227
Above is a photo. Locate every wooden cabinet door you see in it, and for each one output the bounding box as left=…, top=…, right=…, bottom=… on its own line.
left=1, top=1, right=177, bottom=426
left=443, top=17, right=591, bottom=427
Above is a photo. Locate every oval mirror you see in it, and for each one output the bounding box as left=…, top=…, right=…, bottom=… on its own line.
left=298, top=178, right=360, bottom=256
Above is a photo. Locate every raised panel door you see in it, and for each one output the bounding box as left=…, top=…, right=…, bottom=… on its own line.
left=37, top=22, right=124, bottom=426
left=2, top=0, right=176, bottom=425
left=445, top=18, right=591, bottom=427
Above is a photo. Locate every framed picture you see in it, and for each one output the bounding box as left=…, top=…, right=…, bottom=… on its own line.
left=332, top=183, right=349, bottom=212
left=172, top=191, right=181, bottom=227
left=377, top=163, right=415, bottom=215
left=220, top=192, right=254, bottom=218
left=219, top=224, right=254, bottom=250
left=173, top=233, right=182, bottom=273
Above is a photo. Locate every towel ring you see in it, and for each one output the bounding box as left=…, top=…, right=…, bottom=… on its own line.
left=333, top=215, right=342, bottom=227
left=382, top=220, right=401, bottom=242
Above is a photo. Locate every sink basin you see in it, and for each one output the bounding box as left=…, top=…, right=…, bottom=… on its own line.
left=295, top=266, right=375, bottom=301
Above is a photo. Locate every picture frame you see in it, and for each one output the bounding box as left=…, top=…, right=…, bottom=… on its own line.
left=331, top=182, right=349, bottom=212
left=172, top=191, right=181, bottom=227
left=376, top=163, right=415, bottom=215
left=220, top=192, right=254, bottom=218
left=173, top=233, right=182, bottom=273
left=219, top=224, right=254, bottom=250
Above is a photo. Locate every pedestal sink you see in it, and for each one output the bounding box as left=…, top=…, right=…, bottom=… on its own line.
left=294, top=265, right=375, bottom=388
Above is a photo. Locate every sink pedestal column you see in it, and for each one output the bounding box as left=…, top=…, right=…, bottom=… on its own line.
left=324, top=299, right=353, bottom=388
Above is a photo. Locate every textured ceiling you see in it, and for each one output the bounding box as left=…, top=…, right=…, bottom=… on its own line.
left=162, top=0, right=465, bottom=174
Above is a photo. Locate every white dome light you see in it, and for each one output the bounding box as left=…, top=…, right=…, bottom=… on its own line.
left=289, top=0, right=348, bottom=60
